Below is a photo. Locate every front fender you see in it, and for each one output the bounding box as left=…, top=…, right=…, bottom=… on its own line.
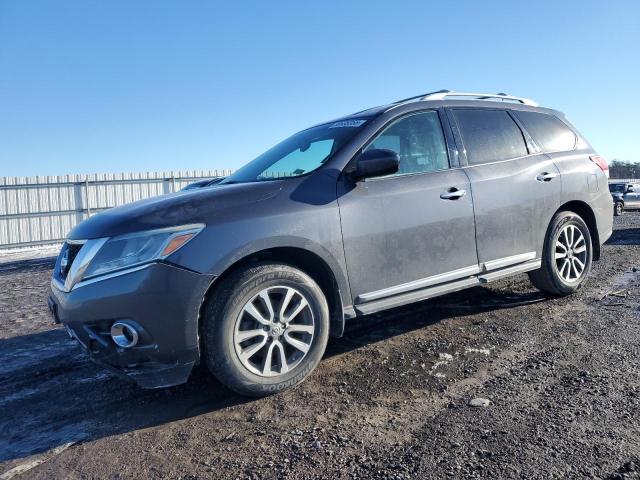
left=210, top=235, right=352, bottom=308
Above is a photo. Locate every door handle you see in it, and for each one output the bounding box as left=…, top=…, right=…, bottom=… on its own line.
left=536, top=172, right=558, bottom=182
left=440, top=188, right=467, bottom=200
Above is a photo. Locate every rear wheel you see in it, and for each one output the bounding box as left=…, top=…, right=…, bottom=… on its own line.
left=203, top=263, right=329, bottom=397
left=528, top=211, right=593, bottom=296
left=614, top=201, right=624, bottom=216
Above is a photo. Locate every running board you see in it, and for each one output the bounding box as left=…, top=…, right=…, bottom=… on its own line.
left=478, top=259, right=541, bottom=283
left=354, top=277, right=480, bottom=315
left=353, top=255, right=541, bottom=317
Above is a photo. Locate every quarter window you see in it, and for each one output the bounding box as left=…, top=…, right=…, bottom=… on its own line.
left=515, top=111, right=576, bottom=153
left=454, top=109, right=528, bottom=165
left=366, top=111, right=449, bottom=175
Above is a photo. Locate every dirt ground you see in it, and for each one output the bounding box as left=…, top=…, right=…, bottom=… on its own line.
left=1, top=213, right=639, bottom=479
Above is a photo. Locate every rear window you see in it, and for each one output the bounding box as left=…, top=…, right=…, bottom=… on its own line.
left=453, top=109, right=528, bottom=165
left=515, top=111, right=576, bottom=153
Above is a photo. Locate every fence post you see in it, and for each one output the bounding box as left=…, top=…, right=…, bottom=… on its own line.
left=85, top=177, right=91, bottom=217
left=73, top=181, right=85, bottom=224
left=162, top=177, right=172, bottom=194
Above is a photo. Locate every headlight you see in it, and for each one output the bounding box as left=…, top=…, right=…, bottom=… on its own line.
left=77, top=224, right=204, bottom=286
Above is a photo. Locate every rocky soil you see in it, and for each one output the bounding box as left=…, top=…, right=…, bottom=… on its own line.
left=1, top=213, right=639, bottom=479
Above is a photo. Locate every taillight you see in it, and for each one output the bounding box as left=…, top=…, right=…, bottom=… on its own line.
left=590, top=155, right=609, bottom=178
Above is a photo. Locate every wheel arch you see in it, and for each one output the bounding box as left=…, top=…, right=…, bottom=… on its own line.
left=197, top=246, right=348, bottom=361
left=556, top=200, right=601, bottom=260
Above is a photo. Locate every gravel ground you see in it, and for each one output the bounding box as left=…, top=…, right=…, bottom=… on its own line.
left=1, top=213, right=639, bottom=479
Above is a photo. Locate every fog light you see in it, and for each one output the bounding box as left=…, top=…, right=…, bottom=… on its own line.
left=110, top=321, right=139, bottom=348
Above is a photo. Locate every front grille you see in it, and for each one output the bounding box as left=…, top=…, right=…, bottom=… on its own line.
left=59, top=242, right=83, bottom=280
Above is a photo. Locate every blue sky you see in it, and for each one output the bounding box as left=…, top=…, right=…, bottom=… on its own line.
left=1, top=0, right=638, bottom=177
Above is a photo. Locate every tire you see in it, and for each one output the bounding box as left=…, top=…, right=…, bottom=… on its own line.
left=614, top=201, right=623, bottom=216
left=528, top=211, right=593, bottom=296
left=203, top=263, right=329, bottom=397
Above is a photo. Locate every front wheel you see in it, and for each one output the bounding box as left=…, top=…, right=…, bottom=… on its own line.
left=203, top=263, right=329, bottom=397
left=614, top=201, right=623, bottom=216
left=528, top=211, right=593, bottom=296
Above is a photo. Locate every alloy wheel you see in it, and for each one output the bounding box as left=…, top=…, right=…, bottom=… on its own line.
left=233, top=286, right=315, bottom=377
left=554, top=224, right=588, bottom=282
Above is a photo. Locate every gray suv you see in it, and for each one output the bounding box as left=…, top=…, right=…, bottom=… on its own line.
left=48, top=90, right=614, bottom=396
left=610, top=182, right=640, bottom=215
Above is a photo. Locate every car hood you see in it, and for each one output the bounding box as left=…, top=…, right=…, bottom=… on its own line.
left=68, top=181, right=284, bottom=240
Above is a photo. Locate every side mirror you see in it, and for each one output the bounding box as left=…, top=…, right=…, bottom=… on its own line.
left=627, top=185, right=635, bottom=192
left=353, top=149, right=399, bottom=180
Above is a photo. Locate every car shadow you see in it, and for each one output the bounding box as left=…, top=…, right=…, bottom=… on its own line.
left=606, top=227, right=640, bottom=246
left=0, top=283, right=546, bottom=465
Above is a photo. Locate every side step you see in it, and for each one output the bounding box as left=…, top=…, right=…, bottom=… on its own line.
left=354, top=277, right=480, bottom=316
left=353, top=257, right=541, bottom=317
left=478, top=259, right=541, bottom=283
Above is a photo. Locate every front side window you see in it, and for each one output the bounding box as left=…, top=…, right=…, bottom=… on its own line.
left=221, top=120, right=367, bottom=184
left=454, top=109, right=528, bottom=165
left=366, top=111, right=449, bottom=175
left=515, top=111, right=576, bottom=153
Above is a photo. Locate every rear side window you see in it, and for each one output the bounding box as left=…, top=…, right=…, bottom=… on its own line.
left=453, top=109, right=528, bottom=165
left=515, top=111, right=576, bottom=153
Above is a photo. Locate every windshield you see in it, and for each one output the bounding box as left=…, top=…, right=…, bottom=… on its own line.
left=221, top=120, right=367, bottom=184
left=609, top=184, right=626, bottom=193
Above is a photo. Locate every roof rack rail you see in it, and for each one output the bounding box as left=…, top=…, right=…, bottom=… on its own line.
left=421, top=90, right=538, bottom=106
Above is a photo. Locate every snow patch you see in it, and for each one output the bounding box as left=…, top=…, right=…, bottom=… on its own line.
left=465, top=347, right=492, bottom=356
left=0, top=244, right=60, bottom=264
left=431, top=352, right=454, bottom=376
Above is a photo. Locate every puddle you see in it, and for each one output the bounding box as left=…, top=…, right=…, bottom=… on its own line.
left=76, top=372, right=111, bottom=384
left=0, top=388, right=40, bottom=407
left=0, top=423, right=89, bottom=463
left=0, top=332, right=78, bottom=377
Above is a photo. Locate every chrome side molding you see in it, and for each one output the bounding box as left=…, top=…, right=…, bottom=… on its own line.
left=482, top=252, right=537, bottom=272
left=356, top=252, right=539, bottom=306
left=357, top=264, right=481, bottom=303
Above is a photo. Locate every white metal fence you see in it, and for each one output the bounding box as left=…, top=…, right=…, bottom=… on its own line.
left=0, top=170, right=231, bottom=250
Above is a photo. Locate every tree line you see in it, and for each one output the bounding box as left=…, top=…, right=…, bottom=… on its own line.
left=609, top=160, right=639, bottom=179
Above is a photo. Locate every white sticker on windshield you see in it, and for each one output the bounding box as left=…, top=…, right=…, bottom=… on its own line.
left=329, top=119, right=366, bottom=128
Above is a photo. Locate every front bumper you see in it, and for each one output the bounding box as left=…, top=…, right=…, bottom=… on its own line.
left=49, top=262, right=215, bottom=388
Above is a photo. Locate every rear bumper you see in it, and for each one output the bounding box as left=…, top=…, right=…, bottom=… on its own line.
left=592, top=189, right=614, bottom=253
left=49, top=262, right=215, bottom=388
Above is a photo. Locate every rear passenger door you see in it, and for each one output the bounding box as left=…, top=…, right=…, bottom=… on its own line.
left=449, top=108, right=561, bottom=268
